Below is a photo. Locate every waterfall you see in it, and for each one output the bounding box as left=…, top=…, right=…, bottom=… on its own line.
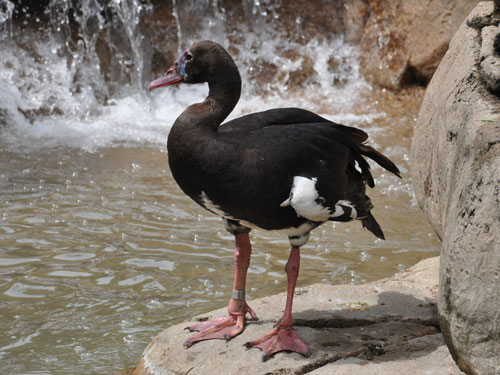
left=0, top=0, right=370, bottom=150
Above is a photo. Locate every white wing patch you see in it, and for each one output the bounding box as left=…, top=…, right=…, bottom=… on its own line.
left=331, top=199, right=358, bottom=219
left=280, top=176, right=331, bottom=222
left=281, top=176, right=357, bottom=222
left=354, top=160, right=362, bottom=174
left=200, top=191, right=233, bottom=218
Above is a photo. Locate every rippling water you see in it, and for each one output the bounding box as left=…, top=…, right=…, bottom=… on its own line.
left=0, top=87, right=440, bottom=374
left=0, top=2, right=440, bottom=373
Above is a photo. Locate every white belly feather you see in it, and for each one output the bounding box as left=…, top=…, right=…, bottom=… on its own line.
left=280, top=176, right=357, bottom=222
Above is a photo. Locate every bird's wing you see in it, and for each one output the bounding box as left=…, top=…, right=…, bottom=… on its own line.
left=219, top=108, right=369, bottom=144
left=212, top=115, right=400, bottom=228
left=222, top=108, right=400, bottom=182
left=217, top=122, right=368, bottom=222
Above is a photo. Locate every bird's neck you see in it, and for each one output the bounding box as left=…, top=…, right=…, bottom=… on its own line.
left=167, top=72, right=242, bottom=187
left=175, top=68, right=241, bottom=134
left=204, top=79, right=241, bottom=126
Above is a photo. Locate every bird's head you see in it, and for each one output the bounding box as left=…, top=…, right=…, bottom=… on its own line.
left=148, top=41, right=239, bottom=90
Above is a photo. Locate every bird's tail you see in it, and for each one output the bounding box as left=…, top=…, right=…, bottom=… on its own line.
left=360, top=144, right=401, bottom=179
left=361, top=212, right=385, bottom=240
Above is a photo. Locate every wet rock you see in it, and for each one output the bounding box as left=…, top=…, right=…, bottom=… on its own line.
left=411, top=2, right=500, bottom=374
left=132, top=257, right=464, bottom=375
left=358, top=0, right=481, bottom=89
left=12, top=0, right=479, bottom=93
left=285, top=55, right=318, bottom=89
left=140, top=0, right=178, bottom=79
left=327, top=56, right=351, bottom=86
left=9, top=0, right=51, bottom=23
left=273, top=0, right=344, bottom=43
left=247, top=59, right=279, bottom=92
left=342, top=0, right=369, bottom=43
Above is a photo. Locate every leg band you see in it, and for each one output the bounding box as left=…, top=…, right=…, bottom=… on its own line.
left=231, top=290, right=246, bottom=300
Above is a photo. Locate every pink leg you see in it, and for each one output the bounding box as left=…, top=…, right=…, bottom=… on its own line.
left=245, top=247, right=310, bottom=361
left=184, top=233, right=258, bottom=347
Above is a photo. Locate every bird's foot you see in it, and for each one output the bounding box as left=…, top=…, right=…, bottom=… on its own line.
left=244, top=324, right=310, bottom=361
left=184, top=300, right=257, bottom=348
left=184, top=315, right=241, bottom=347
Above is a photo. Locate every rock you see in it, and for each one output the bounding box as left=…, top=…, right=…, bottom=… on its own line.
left=309, top=334, right=464, bottom=375
left=411, top=2, right=500, bottom=375
left=142, top=0, right=482, bottom=91
left=358, top=0, right=482, bottom=89
left=271, top=0, right=344, bottom=43
left=11, top=0, right=484, bottom=93
left=132, top=257, right=464, bottom=375
left=342, top=0, right=369, bottom=43
left=140, top=0, right=179, bottom=79
left=479, top=24, right=500, bottom=92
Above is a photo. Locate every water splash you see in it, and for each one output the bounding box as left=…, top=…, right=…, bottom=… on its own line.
left=0, top=1, right=372, bottom=152
left=0, top=0, right=14, bottom=26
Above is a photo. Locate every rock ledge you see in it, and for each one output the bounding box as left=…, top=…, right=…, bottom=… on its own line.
left=132, top=257, right=465, bottom=375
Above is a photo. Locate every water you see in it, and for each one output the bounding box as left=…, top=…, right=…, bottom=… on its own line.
left=0, top=2, right=440, bottom=374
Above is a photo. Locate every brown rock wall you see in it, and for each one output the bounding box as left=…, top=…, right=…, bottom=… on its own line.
left=358, top=0, right=482, bottom=89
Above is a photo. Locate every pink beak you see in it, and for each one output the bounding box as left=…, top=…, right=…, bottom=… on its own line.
left=148, top=64, right=183, bottom=90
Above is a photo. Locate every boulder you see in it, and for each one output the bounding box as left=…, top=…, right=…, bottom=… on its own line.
left=411, top=2, right=500, bottom=374
left=358, top=0, right=482, bottom=89
left=132, top=257, right=465, bottom=375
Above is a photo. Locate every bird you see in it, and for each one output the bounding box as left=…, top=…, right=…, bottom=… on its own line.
left=148, top=40, right=401, bottom=361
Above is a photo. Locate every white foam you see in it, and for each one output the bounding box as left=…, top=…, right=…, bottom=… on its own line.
left=0, top=26, right=378, bottom=152
left=1, top=84, right=208, bottom=152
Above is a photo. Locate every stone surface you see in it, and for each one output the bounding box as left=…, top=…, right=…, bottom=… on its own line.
left=358, top=0, right=482, bottom=89
left=309, top=334, right=463, bottom=375
left=132, top=257, right=464, bottom=375
left=479, top=24, right=500, bottom=92
left=411, top=2, right=500, bottom=375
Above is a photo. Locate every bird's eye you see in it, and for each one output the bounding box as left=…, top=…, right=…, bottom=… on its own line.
left=185, top=52, right=193, bottom=61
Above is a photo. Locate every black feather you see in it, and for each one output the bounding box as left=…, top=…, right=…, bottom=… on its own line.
left=359, top=144, right=401, bottom=179
left=362, top=212, right=385, bottom=240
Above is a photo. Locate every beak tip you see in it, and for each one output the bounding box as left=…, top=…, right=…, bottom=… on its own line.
left=148, top=69, right=183, bottom=91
